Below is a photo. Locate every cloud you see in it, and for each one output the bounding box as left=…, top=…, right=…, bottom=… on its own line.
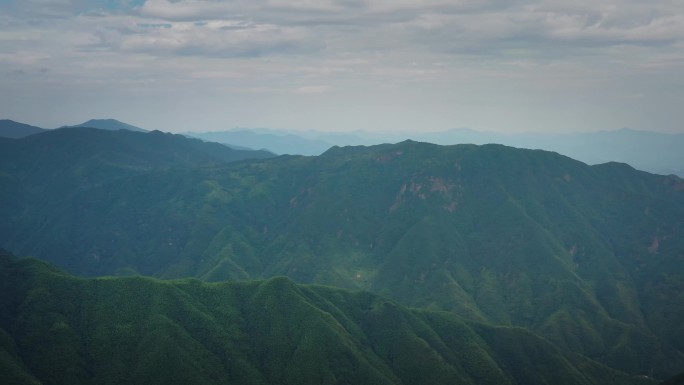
left=118, top=19, right=322, bottom=57
left=387, top=2, right=684, bottom=61
left=11, top=0, right=82, bottom=18
left=2, top=0, right=683, bottom=134
left=293, top=85, right=333, bottom=94
left=137, top=0, right=245, bottom=21
left=5, top=0, right=683, bottom=63
left=532, top=3, right=684, bottom=46
left=3, top=0, right=681, bottom=97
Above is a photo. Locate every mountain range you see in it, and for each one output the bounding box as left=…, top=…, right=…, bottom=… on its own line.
left=0, top=251, right=656, bottom=385
left=0, top=118, right=148, bottom=138
left=3, top=118, right=682, bottom=177
left=189, top=127, right=684, bottom=177
left=1, top=127, right=683, bottom=381
left=186, top=129, right=333, bottom=155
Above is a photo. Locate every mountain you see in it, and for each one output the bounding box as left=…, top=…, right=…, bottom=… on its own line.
left=0, top=251, right=653, bottom=385
left=0, top=127, right=274, bottom=244
left=208, top=127, right=684, bottom=177
left=64, top=118, right=148, bottom=132
left=0, top=126, right=274, bottom=183
left=188, top=129, right=335, bottom=155
left=1, top=138, right=683, bottom=378
left=415, top=128, right=684, bottom=177
left=0, top=119, right=47, bottom=138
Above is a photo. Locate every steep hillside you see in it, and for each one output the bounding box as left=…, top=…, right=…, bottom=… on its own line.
left=1, top=139, right=683, bottom=378
left=0, top=252, right=652, bottom=385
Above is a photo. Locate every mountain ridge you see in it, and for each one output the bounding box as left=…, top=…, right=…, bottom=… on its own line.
left=191, top=126, right=684, bottom=176
left=187, top=129, right=333, bottom=155
left=2, top=137, right=683, bottom=377
left=4, top=118, right=681, bottom=176
left=63, top=118, right=148, bottom=132
left=0, top=119, right=47, bottom=138
left=0, top=251, right=655, bottom=385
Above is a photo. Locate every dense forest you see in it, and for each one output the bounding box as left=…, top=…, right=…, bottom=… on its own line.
left=0, top=252, right=656, bottom=385
left=1, top=127, right=683, bottom=384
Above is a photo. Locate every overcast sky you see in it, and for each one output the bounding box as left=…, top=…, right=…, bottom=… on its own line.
left=1, top=0, right=683, bottom=134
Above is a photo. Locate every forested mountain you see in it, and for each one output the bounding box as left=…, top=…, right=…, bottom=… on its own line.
left=0, top=252, right=653, bottom=385
left=191, top=127, right=684, bottom=177
left=0, top=126, right=274, bottom=179
left=417, top=128, right=684, bottom=177
left=1, top=134, right=683, bottom=379
left=0, top=119, right=47, bottom=138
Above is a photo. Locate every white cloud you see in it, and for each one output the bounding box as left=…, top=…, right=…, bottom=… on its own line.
left=137, top=0, right=242, bottom=21
left=6, top=0, right=682, bottom=62
left=1, top=0, right=683, bottom=133
left=293, top=85, right=333, bottom=94
left=118, top=19, right=321, bottom=57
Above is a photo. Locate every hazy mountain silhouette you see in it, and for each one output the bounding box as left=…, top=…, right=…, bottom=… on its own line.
left=196, top=127, right=684, bottom=177
left=0, top=119, right=48, bottom=138
left=7, top=118, right=680, bottom=176
left=64, top=118, right=148, bottom=132
left=416, top=127, right=684, bottom=177
left=188, top=129, right=334, bottom=155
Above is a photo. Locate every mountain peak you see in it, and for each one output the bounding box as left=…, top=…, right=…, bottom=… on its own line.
left=66, top=119, right=147, bottom=132
left=0, top=119, right=47, bottom=138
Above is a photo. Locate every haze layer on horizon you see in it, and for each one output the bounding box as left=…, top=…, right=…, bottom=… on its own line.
left=1, top=0, right=683, bottom=134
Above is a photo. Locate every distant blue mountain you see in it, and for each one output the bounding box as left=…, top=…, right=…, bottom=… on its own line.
left=0, top=119, right=48, bottom=138
left=412, top=128, right=684, bottom=177
left=196, top=126, right=684, bottom=177
left=187, top=129, right=334, bottom=156
left=6, top=117, right=681, bottom=177
left=64, top=119, right=148, bottom=132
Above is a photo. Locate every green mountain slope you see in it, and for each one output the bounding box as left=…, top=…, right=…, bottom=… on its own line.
left=0, top=126, right=274, bottom=173
left=0, top=126, right=274, bottom=209
left=1, top=139, right=683, bottom=378
left=0, top=252, right=653, bottom=385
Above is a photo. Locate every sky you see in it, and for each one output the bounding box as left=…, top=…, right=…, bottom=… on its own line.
left=1, top=0, right=683, bottom=134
